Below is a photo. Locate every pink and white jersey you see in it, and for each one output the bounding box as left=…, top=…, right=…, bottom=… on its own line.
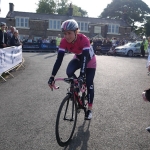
left=59, top=33, right=96, bottom=68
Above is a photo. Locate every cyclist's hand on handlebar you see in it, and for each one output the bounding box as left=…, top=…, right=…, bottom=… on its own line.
left=48, top=76, right=54, bottom=91
left=78, top=74, right=85, bottom=86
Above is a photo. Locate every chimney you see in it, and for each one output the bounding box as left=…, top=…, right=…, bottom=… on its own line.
left=68, top=3, right=73, bottom=16
left=9, top=3, right=14, bottom=12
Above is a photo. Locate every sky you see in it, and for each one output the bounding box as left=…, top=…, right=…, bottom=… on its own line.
left=0, top=0, right=150, bottom=18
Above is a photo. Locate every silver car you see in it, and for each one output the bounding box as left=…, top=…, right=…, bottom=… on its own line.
left=115, top=42, right=142, bottom=57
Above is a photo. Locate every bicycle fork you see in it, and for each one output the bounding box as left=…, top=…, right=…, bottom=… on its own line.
left=63, top=93, right=75, bottom=122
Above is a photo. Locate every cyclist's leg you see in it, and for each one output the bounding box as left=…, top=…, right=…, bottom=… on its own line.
left=85, top=68, right=96, bottom=119
left=66, top=59, right=80, bottom=78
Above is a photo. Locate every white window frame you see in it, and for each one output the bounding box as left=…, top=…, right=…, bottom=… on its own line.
left=48, top=19, right=61, bottom=31
left=15, top=17, right=29, bottom=28
left=77, top=21, right=89, bottom=32
left=107, top=24, right=120, bottom=34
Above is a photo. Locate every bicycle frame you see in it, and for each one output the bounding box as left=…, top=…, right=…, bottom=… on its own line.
left=52, top=77, right=87, bottom=109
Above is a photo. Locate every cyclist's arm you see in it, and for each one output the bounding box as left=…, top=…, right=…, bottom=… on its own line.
left=80, top=48, right=90, bottom=76
left=51, top=51, right=65, bottom=76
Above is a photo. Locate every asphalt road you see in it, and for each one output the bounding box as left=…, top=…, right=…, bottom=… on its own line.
left=0, top=52, right=150, bottom=150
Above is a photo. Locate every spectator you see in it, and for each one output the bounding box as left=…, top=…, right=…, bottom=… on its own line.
left=45, top=38, right=50, bottom=43
left=106, top=38, right=112, bottom=47
left=42, top=37, right=50, bottom=43
left=10, top=30, right=22, bottom=46
left=116, top=38, right=120, bottom=46
left=27, top=37, right=33, bottom=43
left=42, top=38, right=47, bottom=43
left=56, top=34, right=62, bottom=48
left=5, top=26, right=8, bottom=33
left=146, top=37, right=150, bottom=73
left=102, top=38, right=107, bottom=45
left=141, top=41, right=145, bottom=57
left=51, top=37, right=56, bottom=45
left=111, top=37, right=117, bottom=47
left=143, top=38, right=148, bottom=56
left=7, top=26, right=16, bottom=46
left=0, top=22, right=8, bottom=48
left=37, top=38, right=42, bottom=43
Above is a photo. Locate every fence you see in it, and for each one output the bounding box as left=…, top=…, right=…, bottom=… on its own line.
left=0, top=46, right=25, bottom=81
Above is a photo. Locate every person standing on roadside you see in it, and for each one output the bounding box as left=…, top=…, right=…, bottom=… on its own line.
left=146, top=37, right=150, bottom=73
left=56, top=34, right=62, bottom=51
left=10, top=30, right=22, bottom=46
left=0, top=22, right=8, bottom=48
left=7, top=26, right=16, bottom=46
left=143, top=38, right=148, bottom=57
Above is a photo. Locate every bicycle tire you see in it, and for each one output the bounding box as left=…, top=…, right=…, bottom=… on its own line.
left=55, top=94, right=77, bottom=147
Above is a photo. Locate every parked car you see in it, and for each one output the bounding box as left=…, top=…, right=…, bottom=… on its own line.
left=115, top=42, right=142, bottom=57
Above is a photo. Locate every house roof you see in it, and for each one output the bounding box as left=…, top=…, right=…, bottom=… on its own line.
left=0, top=18, right=6, bottom=24
left=6, top=11, right=129, bottom=27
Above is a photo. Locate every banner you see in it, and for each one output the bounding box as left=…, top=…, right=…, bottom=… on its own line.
left=0, top=46, right=22, bottom=74
left=22, top=43, right=40, bottom=50
left=22, top=43, right=57, bottom=51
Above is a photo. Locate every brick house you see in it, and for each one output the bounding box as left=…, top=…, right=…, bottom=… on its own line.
left=5, top=3, right=131, bottom=41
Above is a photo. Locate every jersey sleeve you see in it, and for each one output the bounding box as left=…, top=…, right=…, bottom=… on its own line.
left=51, top=51, right=65, bottom=76
left=80, top=35, right=91, bottom=76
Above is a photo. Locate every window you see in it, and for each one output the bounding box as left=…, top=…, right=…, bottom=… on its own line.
left=85, top=23, right=88, bottom=31
left=49, top=19, right=61, bottom=30
left=78, top=22, right=80, bottom=29
left=108, top=24, right=120, bottom=34
left=77, top=21, right=89, bottom=32
left=81, top=22, right=84, bottom=31
left=115, top=25, right=119, bottom=33
left=15, top=17, right=29, bottom=28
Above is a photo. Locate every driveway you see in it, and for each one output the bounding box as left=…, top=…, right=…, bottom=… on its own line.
left=0, top=53, right=150, bottom=150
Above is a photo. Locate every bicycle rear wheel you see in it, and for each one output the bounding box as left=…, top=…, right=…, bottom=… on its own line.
left=55, top=94, right=77, bottom=147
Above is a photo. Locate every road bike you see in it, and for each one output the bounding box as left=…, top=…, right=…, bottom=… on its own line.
left=52, top=77, right=88, bottom=147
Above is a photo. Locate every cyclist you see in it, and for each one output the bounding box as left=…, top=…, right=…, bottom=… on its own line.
left=48, top=19, right=97, bottom=120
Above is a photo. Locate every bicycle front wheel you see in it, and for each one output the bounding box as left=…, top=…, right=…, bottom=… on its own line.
left=55, top=94, right=77, bottom=147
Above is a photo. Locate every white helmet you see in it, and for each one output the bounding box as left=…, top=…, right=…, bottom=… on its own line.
left=61, top=19, right=78, bottom=32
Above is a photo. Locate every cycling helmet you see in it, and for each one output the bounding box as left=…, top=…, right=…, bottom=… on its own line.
left=61, top=19, right=78, bottom=32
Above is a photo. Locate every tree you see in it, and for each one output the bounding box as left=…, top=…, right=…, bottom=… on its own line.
left=36, top=0, right=56, bottom=14
left=100, top=0, right=150, bottom=31
left=78, top=7, right=88, bottom=17
left=56, top=0, right=69, bottom=15
left=36, top=0, right=88, bottom=17
left=145, top=19, right=150, bottom=37
left=72, top=5, right=88, bottom=17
